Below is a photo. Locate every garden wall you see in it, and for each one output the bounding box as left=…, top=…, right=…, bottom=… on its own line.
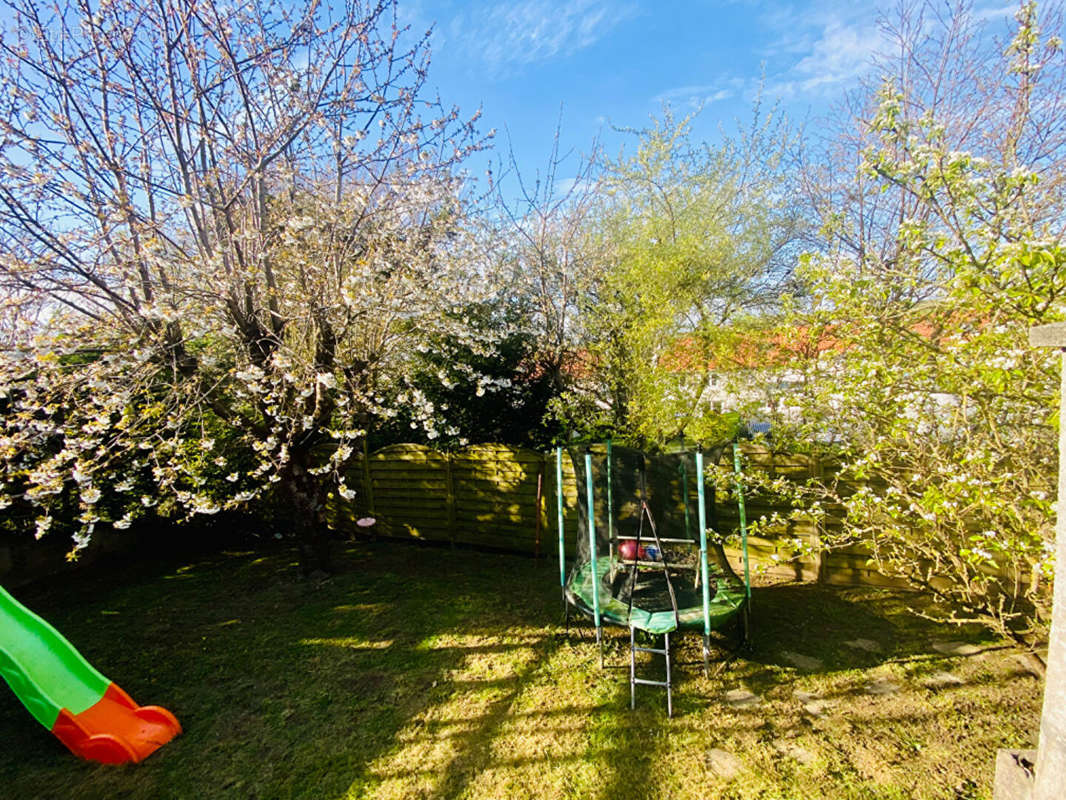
left=0, top=511, right=276, bottom=589
left=328, top=443, right=907, bottom=589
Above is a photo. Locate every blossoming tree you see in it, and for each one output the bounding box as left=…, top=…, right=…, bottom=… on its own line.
left=0, top=0, right=495, bottom=571
left=785, top=0, right=1066, bottom=642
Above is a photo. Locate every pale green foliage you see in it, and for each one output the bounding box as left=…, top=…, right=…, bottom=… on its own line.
left=557, top=107, right=804, bottom=446
left=780, top=1, right=1066, bottom=640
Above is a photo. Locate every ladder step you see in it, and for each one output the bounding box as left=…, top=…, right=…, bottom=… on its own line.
left=633, top=678, right=670, bottom=687
left=617, top=536, right=695, bottom=544
left=620, top=559, right=696, bottom=568
left=633, top=646, right=668, bottom=655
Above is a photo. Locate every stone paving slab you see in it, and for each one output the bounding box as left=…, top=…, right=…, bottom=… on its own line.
left=792, top=689, right=830, bottom=716
left=724, top=688, right=762, bottom=709
left=781, top=651, right=824, bottom=671
left=802, top=699, right=830, bottom=717
left=705, top=748, right=745, bottom=780
left=864, top=676, right=902, bottom=696
left=932, top=640, right=981, bottom=656
left=773, top=739, right=817, bottom=765
left=922, top=671, right=964, bottom=689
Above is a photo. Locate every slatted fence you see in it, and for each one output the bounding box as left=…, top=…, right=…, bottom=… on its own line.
left=0, top=443, right=934, bottom=589
left=327, top=442, right=907, bottom=588
left=329, top=443, right=568, bottom=556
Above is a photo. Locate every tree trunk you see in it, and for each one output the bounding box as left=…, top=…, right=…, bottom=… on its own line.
left=284, top=447, right=334, bottom=576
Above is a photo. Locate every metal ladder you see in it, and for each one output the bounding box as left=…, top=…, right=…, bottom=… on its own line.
left=623, top=461, right=682, bottom=717
left=629, top=626, right=674, bottom=717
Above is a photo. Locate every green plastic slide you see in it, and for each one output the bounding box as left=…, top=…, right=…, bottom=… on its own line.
left=0, top=584, right=181, bottom=764
left=0, top=584, right=110, bottom=730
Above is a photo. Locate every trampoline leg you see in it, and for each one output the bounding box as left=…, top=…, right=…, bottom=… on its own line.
left=629, top=626, right=636, bottom=710
left=665, top=632, right=673, bottom=719
left=597, top=626, right=604, bottom=669
left=703, top=634, right=710, bottom=678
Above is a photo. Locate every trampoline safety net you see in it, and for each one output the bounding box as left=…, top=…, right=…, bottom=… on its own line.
left=562, top=443, right=749, bottom=635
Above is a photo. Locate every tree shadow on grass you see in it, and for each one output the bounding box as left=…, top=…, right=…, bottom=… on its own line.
left=350, top=638, right=561, bottom=798
left=740, top=582, right=998, bottom=676
left=0, top=542, right=564, bottom=800
left=0, top=544, right=1034, bottom=800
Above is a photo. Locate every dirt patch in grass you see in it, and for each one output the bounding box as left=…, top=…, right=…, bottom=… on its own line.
left=0, top=541, right=1042, bottom=799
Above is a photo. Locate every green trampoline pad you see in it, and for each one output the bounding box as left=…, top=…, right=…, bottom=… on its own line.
left=565, top=555, right=747, bottom=635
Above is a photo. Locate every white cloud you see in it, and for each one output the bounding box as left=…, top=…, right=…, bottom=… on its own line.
left=762, top=0, right=1016, bottom=101
left=974, top=3, right=1021, bottom=22
left=447, top=0, right=638, bottom=76
left=653, top=83, right=737, bottom=109
left=788, top=19, right=887, bottom=92
left=648, top=4, right=886, bottom=111
left=553, top=176, right=594, bottom=196
left=747, top=3, right=886, bottom=101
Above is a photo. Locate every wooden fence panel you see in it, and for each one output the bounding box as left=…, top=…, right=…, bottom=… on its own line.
left=328, top=443, right=555, bottom=555
left=323, top=441, right=936, bottom=590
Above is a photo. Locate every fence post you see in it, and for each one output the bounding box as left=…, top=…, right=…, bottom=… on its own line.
left=362, top=439, right=375, bottom=518
left=556, top=447, right=566, bottom=595
left=811, top=452, right=827, bottom=585
left=534, top=455, right=545, bottom=560
left=996, top=323, right=1066, bottom=800
left=445, top=451, right=457, bottom=547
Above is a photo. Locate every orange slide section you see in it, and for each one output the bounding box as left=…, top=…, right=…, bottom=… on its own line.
left=51, top=683, right=182, bottom=764
left=3, top=584, right=181, bottom=764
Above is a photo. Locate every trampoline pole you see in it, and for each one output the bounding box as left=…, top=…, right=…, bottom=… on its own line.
left=696, top=449, right=712, bottom=676
left=682, top=454, right=691, bottom=540
left=556, top=447, right=566, bottom=615
left=585, top=450, right=603, bottom=667
left=733, top=443, right=752, bottom=603
left=606, top=438, right=614, bottom=562
left=665, top=632, right=673, bottom=718
left=629, top=626, right=636, bottom=710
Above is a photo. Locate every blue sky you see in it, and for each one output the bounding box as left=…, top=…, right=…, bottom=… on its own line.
left=399, top=0, right=1024, bottom=197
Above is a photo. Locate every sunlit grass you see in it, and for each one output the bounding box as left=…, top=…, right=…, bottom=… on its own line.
left=0, top=541, right=1042, bottom=800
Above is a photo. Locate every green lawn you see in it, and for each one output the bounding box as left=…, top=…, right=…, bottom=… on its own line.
left=0, top=541, right=1042, bottom=799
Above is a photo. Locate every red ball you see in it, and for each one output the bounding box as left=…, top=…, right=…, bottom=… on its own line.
left=618, top=540, right=638, bottom=560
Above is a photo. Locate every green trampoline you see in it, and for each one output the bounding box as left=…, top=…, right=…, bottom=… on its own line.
left=554, top=442, right=751, bottom=715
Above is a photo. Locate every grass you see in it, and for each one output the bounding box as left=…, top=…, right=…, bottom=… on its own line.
left=0, top=539, right=1043, bottom=800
